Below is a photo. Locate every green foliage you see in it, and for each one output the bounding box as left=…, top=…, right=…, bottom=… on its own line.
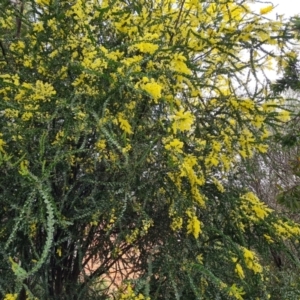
left=271, top=55, right=300, bottom=94
left=0, top=0, right=300, bottom=299
left=271, top=16, right=300, bottom=95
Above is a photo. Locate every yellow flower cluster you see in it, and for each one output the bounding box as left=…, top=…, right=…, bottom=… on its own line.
left=241, top=247, right=263, bottom=274
left=260, top=6, right=273, bottom=15
left=119, top=284, right=149, bottom=300
left=164, top=138, right=184, bottom=153
left=125, top=228, right=139, bottom=244
left=234, top=262, right=245, bottom=279
left=273, top=219, right=300, bottom=240
left=0, top=133, right=6, bottom=153
left=118, top=113, right=133, bottom=134
left=171, top=53, right=192, bottom=75
left=130, top=42, right=159, bottom=54
left=186, top=209, right=201, bottom=239
left=19, top=160, right=29, bottom=176
left=36, top=0, right=51, bottom=6
left=170, top=216, right=183, bottom=231
left=232, top=247, right=263, bottom=280
left=21, top=112, right=33, bottom=122
left=32, top=81, right=56, bottom=102
left=3, top=294, right=18, bottom=300
left=141, top=219, right=153, bottom=234
left=228, top=284, right=245, bottom=300
left=171, top=109, right=194, bottom=133
left=240, top=192, right=273, bottom=222
left=138, top=78, right=162, bottom=103
left=9, top=41, right=25, bottom=53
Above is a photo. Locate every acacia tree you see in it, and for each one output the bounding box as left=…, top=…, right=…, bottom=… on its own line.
left=1, top=0, right=300, bottom=299
left=229, top=15, right=300, bottom=299
left=256, top=15, right=300, bottom=212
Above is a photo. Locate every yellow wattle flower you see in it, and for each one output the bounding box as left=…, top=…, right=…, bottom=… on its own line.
left=260, top=5, right=273, bottom=15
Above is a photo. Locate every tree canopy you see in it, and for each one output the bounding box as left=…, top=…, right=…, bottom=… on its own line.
left=1, top=0, right=300, bottom=299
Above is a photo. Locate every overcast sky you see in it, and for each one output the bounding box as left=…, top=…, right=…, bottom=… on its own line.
left=272, top=0, right=299, bottom=19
